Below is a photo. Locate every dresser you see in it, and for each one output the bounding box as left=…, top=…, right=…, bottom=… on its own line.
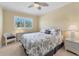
left=64, top=38, right=79, bottom=55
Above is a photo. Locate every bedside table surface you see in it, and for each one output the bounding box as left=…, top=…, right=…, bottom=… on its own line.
left=65, top=38, right=79, bottom=43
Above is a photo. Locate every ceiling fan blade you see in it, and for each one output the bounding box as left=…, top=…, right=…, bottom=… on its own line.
left=37, top=7, right=42, bottom=10
left=28, top=5, right=34, bottom=8
left=34, top=2, right=48, bottom=6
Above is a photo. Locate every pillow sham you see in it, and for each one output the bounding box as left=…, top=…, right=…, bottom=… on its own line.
left=50, top=28, right=61, bottom=36
left=40, top=28, right=46, bottom=33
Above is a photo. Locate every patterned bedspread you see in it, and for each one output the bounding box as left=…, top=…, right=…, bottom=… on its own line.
left=20, top=32, right=63, bottom=56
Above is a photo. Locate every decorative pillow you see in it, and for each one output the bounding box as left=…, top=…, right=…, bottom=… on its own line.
left=7, top=36, right=15, bottom=39
left=45, top=30, right=51, bottom=34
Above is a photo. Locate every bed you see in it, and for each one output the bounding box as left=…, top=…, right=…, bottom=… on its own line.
left=20, top=27, right=63, bottom=56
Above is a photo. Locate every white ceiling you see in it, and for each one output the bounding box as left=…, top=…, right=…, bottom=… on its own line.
left=0, top=2, right=70, bottom=16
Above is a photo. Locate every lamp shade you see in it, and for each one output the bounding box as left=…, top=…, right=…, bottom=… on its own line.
left=68, top=25, right=77, bottom=31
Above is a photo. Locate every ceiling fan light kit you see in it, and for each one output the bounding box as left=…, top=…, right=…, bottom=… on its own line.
left=28, top=2, right=48, bottom=10
left=34, top=3, right=40, bottom=8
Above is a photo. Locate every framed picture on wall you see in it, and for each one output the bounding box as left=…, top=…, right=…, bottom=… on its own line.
left=14, top=16, right=33, bottom=29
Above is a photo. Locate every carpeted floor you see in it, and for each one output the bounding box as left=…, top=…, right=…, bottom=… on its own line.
left=54, top=48, right=76, bottom=56
left=0, top=42, right=76, bottom=56
left=0, top=42, right=26, bottom=56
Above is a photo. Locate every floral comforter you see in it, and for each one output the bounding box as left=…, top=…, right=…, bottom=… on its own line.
left=20, top=32, right=63, bottom=56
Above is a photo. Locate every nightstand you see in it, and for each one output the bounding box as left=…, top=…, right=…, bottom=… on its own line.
left=64, top=38, right=79, bottom=55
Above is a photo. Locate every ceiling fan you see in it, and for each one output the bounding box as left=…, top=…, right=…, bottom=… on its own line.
left=28, top=2, right=48, bottom=10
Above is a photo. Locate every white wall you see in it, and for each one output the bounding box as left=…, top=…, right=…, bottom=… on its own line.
left=0, top=7, right=3, bottom=47
left=40, top=3, right=79, bottom=31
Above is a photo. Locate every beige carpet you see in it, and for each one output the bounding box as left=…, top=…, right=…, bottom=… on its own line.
left=0, top=42, right=26, bottom=56
left=0, top=42, right=76, bottom=56
left=54, top=47, right=76, bottom=56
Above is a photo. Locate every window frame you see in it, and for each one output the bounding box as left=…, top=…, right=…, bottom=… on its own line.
left=14, top=16, right=33, bottom=29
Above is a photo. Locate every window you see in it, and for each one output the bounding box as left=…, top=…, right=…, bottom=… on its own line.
left=14, top=16, right=33, bottom=29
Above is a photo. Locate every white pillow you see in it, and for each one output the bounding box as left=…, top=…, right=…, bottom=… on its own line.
left=40, top=28, right=46, bottom=33
left=50, top=28, right=61, bottom=36
left=50, top=28, right=55, bottom=34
